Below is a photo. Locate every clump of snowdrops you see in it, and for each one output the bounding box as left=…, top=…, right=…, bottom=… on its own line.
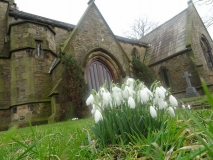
left=86, top=78, right=178, bottom=146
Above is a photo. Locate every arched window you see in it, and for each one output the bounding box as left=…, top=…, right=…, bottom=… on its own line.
left=159, top=67, right=170, bottom=88
left=200, top=36, right=213, bottom=69
left=86, top=59, right=114, bottom=92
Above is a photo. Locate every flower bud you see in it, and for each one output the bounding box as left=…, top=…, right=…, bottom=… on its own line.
left=150, top=106, right=157, bottom=118
left=169, top=95, right=178, bottom=107
left=94, top=110, right=103, bottom=123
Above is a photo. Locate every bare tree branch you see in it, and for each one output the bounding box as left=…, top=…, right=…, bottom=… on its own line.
left=124, top=16, right=159, bottom=40
left=193, top=0, right=213, bottom=27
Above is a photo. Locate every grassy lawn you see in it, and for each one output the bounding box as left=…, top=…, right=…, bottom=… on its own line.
left=0, top=119, right=94, bottom=160
left=1, top=81, right=213, bottom=159
left=0, top=109, right=212, bottom=160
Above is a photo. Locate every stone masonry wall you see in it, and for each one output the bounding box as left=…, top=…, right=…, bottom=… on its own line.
left=0, top=59, right=10, bottom=108
left=151, top=51, right=201, bottom=97
left=11, top=103, right=51, bottom=123
left=0, top=109, right=11, bottom=131
left=10, top=22, right=56, bottom=52
left=0, top=1, right=8, bottom=52
left=119, top=42, right=147, bottom=62
left=55, top=27, right=71, bottom=52
left=11, top=50, right=54, bottom=105
left=64, top=4, right=130, bottom=76
left=190, top=4, right=213, bottom=84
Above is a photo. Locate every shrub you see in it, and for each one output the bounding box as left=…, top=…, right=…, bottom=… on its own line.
left=59, top=55, right=89, bottom=119
left=132, top=56, right=155, bottom=87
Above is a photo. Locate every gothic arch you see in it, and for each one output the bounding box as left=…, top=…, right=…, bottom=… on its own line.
left=83, top=48, right=124, bottom=91
left=159, top=66, right=170, bottom=88
left=200, top=35, right=213, bottom=70
left=86, top=59, right=114, bottom=92
left=82, top=47, right=126, bottom=78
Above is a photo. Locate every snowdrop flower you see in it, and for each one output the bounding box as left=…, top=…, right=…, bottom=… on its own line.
left=94, top=110, right=103, bottom=123
left=182, top=105, right=185, bottom=109
left=155, top=87, right=165, bottom=100
left=86, top=94, right=94, bottom=106
left=169, top=95, right=178, bottom=107
left=128, top=96, right=135, bottom=109
left=168, top=107, right=175, bottom=117
left=126, top=78, right=134, bottom=90
left=160, top=86, right=168, bottom=96
left=102, top=91, right=111, bottom=107
left=140, top=89, right=149, bottom=104
left=150, top=106, right=157, bottom=118
left=115, top=96, right=122, bottom=106
left=112, top=86, right=122, bottom=99
left=144, top=87, right=153, bottom=98
left=188, top=105, right=191, bottom=109
left=122, top=86, right=135, bottom=99
left=158, top=98, right=167, bottom=110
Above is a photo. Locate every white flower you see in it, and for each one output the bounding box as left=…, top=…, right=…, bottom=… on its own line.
left=144, top=87, right=153, bottom=98
left=94, top=110, right=103, bottom=123
left=128, top=96, right=136, bottom=109
left=158, top=98, right=167, bottom=110
left=169, top=95, right=178, bottom=107
left=140, top=89, right=149, bottom=104
left=160, top=86, right=168, bottom=96
left=155, top=87, right=165, bottom=100
left=122, top=86, right=135, bottom=99
left=182, top=105, right=185, bottom=109
left=150, top=106, right=157, bottom=118
left=188, top=105, right=191, bottom=109
left=102, top=91, right=111, bottom=107
left=112, top=86, right=122, bottom=98
left=126, top=78, right=134, bottom=89
left=115, top=96, right=122, bottom=106
left=86, top=94, right=94, bottom=106
left=168, top=107, right=175, bottom=117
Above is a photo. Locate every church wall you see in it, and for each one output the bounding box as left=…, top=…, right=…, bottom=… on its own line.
left=119, top=42, right=147, bottom=62
left=190, top=5, right=213, bottom=85
left=0, top=59, right=10, bottom=108
left=54, top=27, right=72, bottom=52
left=10, top=50, right=53, bottom=105
left=142, top=10, right=187, bottom=65
left=63, top=5, right=130, bottom=77
left=151, top=52, right=201, bottom=98
left=0, top=1, right=8, bottom=52
left=0, top=109, right=11, bottom=131
left=10, top=22, right=56, bottom=52
left=10, top=103, right=51, bottom=127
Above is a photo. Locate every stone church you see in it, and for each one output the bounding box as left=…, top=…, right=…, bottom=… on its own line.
left=0, top=0, right=212, bottom=130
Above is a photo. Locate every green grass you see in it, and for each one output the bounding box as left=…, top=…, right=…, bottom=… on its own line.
left=0, top=108, right=212, bottom=159
left=0, top=119, right=94, bottom=160
left=0, top=81, right=213, bottom=159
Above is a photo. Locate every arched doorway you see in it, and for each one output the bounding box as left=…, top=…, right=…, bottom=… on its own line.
left=86, top=59, right=114, bottom=92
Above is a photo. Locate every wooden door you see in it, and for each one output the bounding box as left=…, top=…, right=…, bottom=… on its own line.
left=86, top=59, right=114, bottom=92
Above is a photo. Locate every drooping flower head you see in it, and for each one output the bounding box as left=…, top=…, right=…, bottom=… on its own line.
left=128, top=96, right=136, bottom=109
left=168, top=107, right=175, bottom=117
left=150, top=106, right=157, bottom=118
left=169, top=95, right=178, bottom=107
left=94, top=110, right=103, bottom=123
left=126, top=78, right=135, bottom=90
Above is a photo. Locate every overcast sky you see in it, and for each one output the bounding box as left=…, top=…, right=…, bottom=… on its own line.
left=15, top=0, right=213, bottom=38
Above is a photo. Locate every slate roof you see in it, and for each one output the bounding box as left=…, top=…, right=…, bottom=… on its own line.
left=9, top=9, right=75, bottom=30
left=141, top=9, right=188, bottom=65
